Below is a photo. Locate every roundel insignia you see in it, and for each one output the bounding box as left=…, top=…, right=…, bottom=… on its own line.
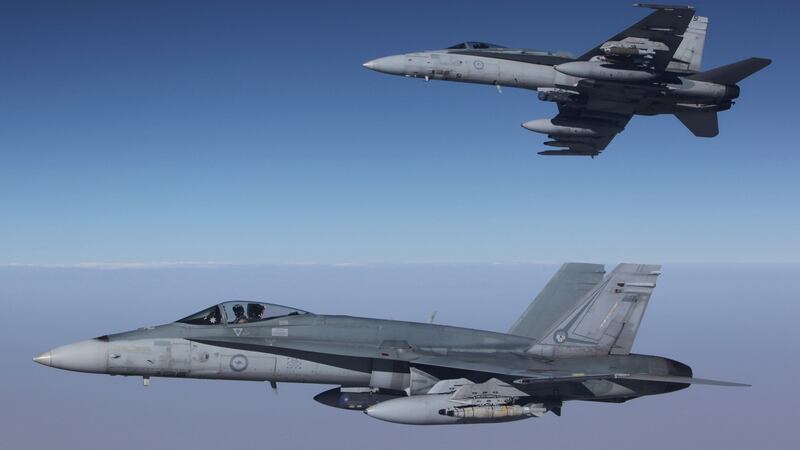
left=230, top=354, right=248, bottom=372
left=554, top=330, right=568, bottom=344
left=474, top=60, right=484, bottom=70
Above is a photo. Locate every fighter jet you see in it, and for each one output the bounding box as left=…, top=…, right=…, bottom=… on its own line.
left=34, top=263, right=746, bottom=425
left=363, top=4, right=771, bottom=157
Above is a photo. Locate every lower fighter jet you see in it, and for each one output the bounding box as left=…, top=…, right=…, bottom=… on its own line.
left=34, top=263, right=746, bottom=425
left=363, top=4, right=771, bottom=157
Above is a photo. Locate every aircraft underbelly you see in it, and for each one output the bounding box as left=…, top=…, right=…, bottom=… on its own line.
left=186, top=342, right=367, bottom=383
left=104, top=339, right=364, bottom=384
left=271, top=355, right=371, bottom=384
left=495, top=61, right=554, bottom=89
left=190, top=342, right=277, bottom=381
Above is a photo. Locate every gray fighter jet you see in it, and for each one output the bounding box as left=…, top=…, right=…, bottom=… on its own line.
left=363, top=4, right=771, bottom=157
left=34, top=263, right=746, bottom=425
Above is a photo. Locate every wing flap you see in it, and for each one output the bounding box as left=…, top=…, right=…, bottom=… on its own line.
left=666, top=15, right=708, bottom=73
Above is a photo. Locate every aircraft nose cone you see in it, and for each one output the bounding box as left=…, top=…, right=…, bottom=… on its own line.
left=34, top=339, right=109, bottom=373
left=33, top=351, right=52, bottom=366
left=362, top=55, right=405, bottom=75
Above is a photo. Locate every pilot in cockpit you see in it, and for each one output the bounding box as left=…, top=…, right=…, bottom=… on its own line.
left=231, top=304, right=248, bottom=324
left=247, top=303, right=265, bottom=322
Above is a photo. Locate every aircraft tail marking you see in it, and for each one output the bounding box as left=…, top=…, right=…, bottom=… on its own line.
left=527, top=263, right=661, bottom=358
left=508, top=263, right=605, bottom=341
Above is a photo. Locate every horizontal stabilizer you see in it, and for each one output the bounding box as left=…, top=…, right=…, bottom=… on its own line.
left=688, top=57, right=772, bottom=85
left=514, top=373, right=749, bottom=387
left=621, top=374, right=750, bottom=387
left=674, top=110, right=718, bottom=137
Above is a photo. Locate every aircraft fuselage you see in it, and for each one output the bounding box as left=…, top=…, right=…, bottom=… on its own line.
left=364, top=50, right=738, bottom=114
left=35, top=312, right=688, bottom=404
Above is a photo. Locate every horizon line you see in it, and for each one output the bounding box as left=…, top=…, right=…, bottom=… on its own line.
left=1, top=260, right=798, bottom=270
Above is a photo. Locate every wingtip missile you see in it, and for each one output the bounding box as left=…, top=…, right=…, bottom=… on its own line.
left=633, top=3, right=695, bottom=11
left=538, top=149, right=598, bottom=157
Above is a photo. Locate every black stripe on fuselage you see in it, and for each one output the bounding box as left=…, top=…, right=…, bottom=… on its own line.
left=189, top=339, right=685, bottom=402
left=190, top=339, right=375, bottom=373
left=192, top=338, right=520, bottom=388
left=449, top=50, right=573, bottom=66
left=190, top=339, right=507, bottom=382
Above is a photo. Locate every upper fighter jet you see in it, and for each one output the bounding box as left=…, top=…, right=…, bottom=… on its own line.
left=363, top=4, right=771, bottom=157
left=34, top=263, right=746, bottom=425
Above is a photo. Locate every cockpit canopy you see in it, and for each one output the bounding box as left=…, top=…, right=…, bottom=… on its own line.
left=447, top=41, right=506, bottom=50
left=177, top=301, right=310, bottom=326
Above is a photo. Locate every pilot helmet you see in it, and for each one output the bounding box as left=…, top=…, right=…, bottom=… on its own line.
left=247, top=303, right=264, bottom=317
left=233, top=304, right=245, bottom=316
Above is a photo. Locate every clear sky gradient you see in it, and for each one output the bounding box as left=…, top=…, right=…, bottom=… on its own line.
left=1, top=0, right=797, bottom=265
left=2, top=3, right=798, bottom=447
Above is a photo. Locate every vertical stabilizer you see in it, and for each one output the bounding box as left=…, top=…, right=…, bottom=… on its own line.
left=527, top=264, right=662, bottom=358
left=508, top=263, right=605, bottom=340
left=667, top=15, right=707, bottom=73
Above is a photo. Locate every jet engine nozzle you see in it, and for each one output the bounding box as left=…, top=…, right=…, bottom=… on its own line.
left=725, top=84, right=740, bottom=100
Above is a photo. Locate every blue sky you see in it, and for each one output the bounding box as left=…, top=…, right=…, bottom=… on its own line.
left=1, top=0, right=797, bottom=264
left=3, top=4, right=798, bottom=446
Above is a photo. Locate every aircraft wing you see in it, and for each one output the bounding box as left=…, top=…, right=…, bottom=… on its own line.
left=537, top=103, right=633, bottom=157
left=410, top=352, right=749, bottom=390
left=578, top=4, right=696, bottom=73
left=512, top=373, right=750, bottom=387
left=191, top=337, right=748, bottom=398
